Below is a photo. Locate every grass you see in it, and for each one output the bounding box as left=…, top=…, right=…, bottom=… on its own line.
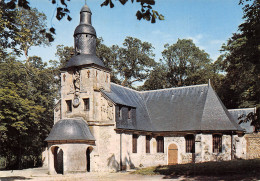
left=131, top=159, right=260, bottom=178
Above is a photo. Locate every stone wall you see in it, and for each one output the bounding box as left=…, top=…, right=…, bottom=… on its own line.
left=47, top=143, right=94, bottom=174
left=118, top=133, right=235, bottom=169
left=200, top=134, right=232, bottom=162
left=245, top=133, right=260, bottom=159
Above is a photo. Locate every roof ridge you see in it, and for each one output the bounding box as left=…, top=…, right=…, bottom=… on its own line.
left=140, top=84, right=208, bottom=93
left=110, top=82, right=140, bottom=93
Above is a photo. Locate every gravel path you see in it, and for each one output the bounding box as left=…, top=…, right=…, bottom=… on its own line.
left=0, top=167, right=186, bottom=181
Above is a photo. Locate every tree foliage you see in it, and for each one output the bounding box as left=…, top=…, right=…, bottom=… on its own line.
left=1, top=0, right=164, bottom=51
left=218, top=0, right=259, bottom=109
left=112, top=37, right=156, bottom=87
left=0, top=56, right=58, bottom=169
left=0, top=3, right=51, bottom=57
left=217, top=0, right=259, bottom=130
left=101, top=0, right=164, bottom=23
left=142, top=39, right=222, bottom=90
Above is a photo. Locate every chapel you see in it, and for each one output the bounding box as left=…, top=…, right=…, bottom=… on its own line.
left=44, top=4, right=254, bottom=174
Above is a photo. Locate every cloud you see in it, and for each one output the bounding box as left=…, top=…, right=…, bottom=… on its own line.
left=210, top=39, right=225, bottom=45
left=151, top=30, right=173, bottom=39
left=186, top=34, right=203, bottom=44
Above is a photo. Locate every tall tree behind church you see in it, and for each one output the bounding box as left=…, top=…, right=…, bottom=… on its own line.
left=218, top=0, right=259, bottom=109
left=142, top=39, right=223, bottom=90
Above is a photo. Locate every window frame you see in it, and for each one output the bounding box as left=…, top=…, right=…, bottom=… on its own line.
left=185, top=134, right=195, bottom=153
left=213, top=134, right=222, bottom=153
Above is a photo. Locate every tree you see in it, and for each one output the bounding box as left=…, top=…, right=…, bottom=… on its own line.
left=1, top=0, right=164, bottom=50
left=141, top=62, right=168, bottom=90
left=96, top=38, right=121, bottom=84
left=100, top=0, right=164, bottom=23
left=218, top=0, right=259, bottom=109
left=0, top=3, right=52, bottom=57
left=0, top=56, right=58, bottom=169
left=142, top=39, right=223, bottom=90
left=162, top=39, right=214, bottom=87
left=112, top=37, right=156, bottom=87
left=17, top=8, right=50, bottom=63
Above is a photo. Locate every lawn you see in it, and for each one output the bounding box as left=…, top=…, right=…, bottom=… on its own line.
left=131, top=159, right=260, bottom=180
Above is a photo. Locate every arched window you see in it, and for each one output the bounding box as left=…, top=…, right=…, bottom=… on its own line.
left=185, top=134, right=195, bottom=153
left=213, top=134, right=222, bottom=153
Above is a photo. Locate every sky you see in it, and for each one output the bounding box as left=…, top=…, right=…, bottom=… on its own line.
left=26, top=0, right=244, bottom=64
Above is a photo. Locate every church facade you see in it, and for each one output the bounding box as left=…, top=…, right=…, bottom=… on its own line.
left=45, top=4, right=250, bottom=174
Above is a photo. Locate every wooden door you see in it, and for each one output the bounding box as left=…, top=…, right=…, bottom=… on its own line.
left=168, top=144, right=178, bottom=165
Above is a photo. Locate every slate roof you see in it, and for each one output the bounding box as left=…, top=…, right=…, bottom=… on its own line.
left=228, top=108, right=255, bottom=133
left=101, top=82, right=243, bottom=133
left=45, top=118, right=95, bottom=141
left=63, top=54, right=105, bottom=69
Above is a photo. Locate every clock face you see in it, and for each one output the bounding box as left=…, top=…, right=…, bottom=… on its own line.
left=73, top=97, right=80, bottom=107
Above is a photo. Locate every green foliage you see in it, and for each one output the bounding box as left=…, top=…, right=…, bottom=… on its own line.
left=112, top=37, right=156, bottom=87
left=218, top=0, right=259, bottom=109
left=142, top=39, right=222, bottom=90
left=0, top=56, right=57, bottom=169
left=101, top=0, right=164, bottom=23
left=0, top=3, right=52, bottom=56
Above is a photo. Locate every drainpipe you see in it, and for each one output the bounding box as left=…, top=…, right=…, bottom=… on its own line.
left=231, top=131, right=234, bottom=160
left=120, top=132, right=122, bottom=171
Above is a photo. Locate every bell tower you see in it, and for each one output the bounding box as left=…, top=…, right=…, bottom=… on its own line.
left=74, top=5, right=96, bottom=55
left=59, top=3, right=111, bottom=121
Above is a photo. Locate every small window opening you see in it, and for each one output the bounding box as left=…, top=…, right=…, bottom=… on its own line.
left=83, top=98, right=90, bottom=111
left=128, top=107, right=131, bottom=119
left=146, top=135, right=151, bottom=153
left=119, top=105, right=122, bottom=118
left=66, top=100, right=72, bottom=112
left=156, top=136, right=164, bottom=153
left=213, top=134, right=222, bottom=153
left=132, top=134, right=138, bottom=153
left=185, top=134, right=195, bottom=153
